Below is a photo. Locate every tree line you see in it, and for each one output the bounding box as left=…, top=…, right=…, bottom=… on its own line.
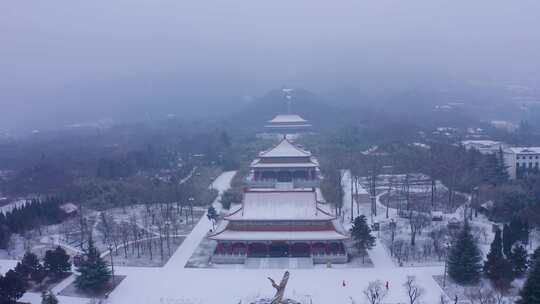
left=0, top=197, right=68, bottom=249
left=447, top=219, right=539, bottom=303
left=0, top=247, right=71, bottom=304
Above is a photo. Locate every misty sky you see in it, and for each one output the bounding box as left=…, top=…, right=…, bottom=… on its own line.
left=1, top=1, right=540, bottom=132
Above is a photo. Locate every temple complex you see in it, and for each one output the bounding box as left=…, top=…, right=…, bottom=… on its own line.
left=209, top=137, right=348, bottom=264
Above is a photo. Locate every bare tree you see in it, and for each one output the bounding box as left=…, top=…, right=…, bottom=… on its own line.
left=393, top=239, right=406, bottom=265
left=385, top=177, right=395, bottom=219
left=130, top=215, right=140, bottom=258
left=156, top=219, right=164, bottom=260
left=389, top=220, right=397, bottom=257
left=404, top=173, right=411, bottom=211
left=403, top=276, right=424, bottom=304
left=439, top=294, right=449, bottom=304
left=110, top=221, right=120, bottom=254
left=429, top=227, right=448, bottom=261
left=98, top=212, right=111, bottom=246
left=363, top=280, right=388, bottom=304
left=142, top=209, right=153, bottom=260
left=493, top=290, right=508, bottom=304
left=464, top=284, right=496, bottom=304
left=409, top=211, right=430, bottom=246
left=120, top=222, right=129, bottom=258
left=366, top=156, right=380, bottom=219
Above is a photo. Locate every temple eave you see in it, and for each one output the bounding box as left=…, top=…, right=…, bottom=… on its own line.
left=208, top=230, right=348, bottom=242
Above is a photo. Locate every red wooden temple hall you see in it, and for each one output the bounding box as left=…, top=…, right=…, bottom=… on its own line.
left=209, top=137, right=348, bottom=264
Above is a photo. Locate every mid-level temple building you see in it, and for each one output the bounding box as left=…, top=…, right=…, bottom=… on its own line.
left=209, top=137, right=348, bottom=264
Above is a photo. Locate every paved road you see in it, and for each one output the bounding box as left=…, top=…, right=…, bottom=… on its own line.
left=165, top=170, right=237, bottom=268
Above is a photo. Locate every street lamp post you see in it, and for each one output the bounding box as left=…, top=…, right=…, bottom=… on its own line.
left=370, top=195, right=376, bottom=224
left=443, top=241, right=450, bottom=288
left=389, top=219, right=396, bottom=257
left=350, top=175, right=354, bottom=223
left=472, top=186, right=479, bottom=218
left=165, top=220, right=171, bottom=256
left=188, top=197, right=195, bottom=224
left=108, top=244, right=115, bottom=285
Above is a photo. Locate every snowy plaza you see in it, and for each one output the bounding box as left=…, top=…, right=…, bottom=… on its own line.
left=0, top=170, right=451, bottom=304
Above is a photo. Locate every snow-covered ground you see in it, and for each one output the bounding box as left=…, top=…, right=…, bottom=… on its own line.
left=7, top=170, right=450, bottom=304
left=0, top=259, right=17, bottom=275
left=0, top=199, right=29, bottom=214
left=106, top=170, right=447, bottom=304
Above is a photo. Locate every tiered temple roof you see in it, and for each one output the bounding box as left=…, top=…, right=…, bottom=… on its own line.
left=250, top=138, right=319, bottom=169
left=264, top=114, right=312, bottom=131
left=225, top=189, right=334, bottom=221
left=209, top=135, right=348, bottom=265
left=258, top=138, right=311, bottom=158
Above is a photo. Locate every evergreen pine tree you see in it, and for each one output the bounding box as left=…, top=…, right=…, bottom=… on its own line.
left=483, top=228, right=514, bottom=289
left=511, top=244, right=529, bottom=278
left=351, top=215, right=376, bottom=264
left=41, top=290, right=59, bottom=304
left=484, top=228, right=503, bottom=276
left=502, top=224, right=514, bottom=257
left=44, top=246, right=71, bottom=277
left=509, top=216, right=529, bottom=245
left=448, top=224, right=482, bottom=285
left=16, top=251, right=46, bottom=284
left=530, top=246, right=540, bottom=269
left=518, top=257, right=540, bottom=304
left=0, top=269, right=28, bottom=303
left=75, top=238, right=111, bottom=292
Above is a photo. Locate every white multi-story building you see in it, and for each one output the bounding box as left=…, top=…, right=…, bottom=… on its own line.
left=503, top=147, right=540, bottom=179
left=462, top=140, right=505, bottom=155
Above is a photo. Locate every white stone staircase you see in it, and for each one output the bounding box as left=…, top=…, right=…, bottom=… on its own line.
left=245, top=257, right=313, bottom=269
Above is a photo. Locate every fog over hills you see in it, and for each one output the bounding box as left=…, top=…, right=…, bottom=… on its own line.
left=2, top=1, right=540, bottom=133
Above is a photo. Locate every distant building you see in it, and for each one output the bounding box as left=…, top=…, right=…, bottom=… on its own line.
left=491, top=120, right=518, bottom=132
left=264, top=114, right=312, bottom=135
left=461, top=140, right=504, bottom=155
left=503, top=147, right=540, bottom=179
left=60, top=203, right=79, bottom=215
left=261, top=88, right=312, bottom=138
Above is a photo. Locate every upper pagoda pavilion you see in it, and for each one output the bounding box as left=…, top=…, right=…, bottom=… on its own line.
left=264, top=114, right=312, bottom=134
left=264, top=88, right=312, bottom=135
left=209, top=137, right=348, bottom=264
left=249, top=137, right=319, bottom=188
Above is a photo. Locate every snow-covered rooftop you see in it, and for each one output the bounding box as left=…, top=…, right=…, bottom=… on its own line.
left=258, top=138, right=311, bottom=158
left=461, top=140, right=501, bottom=146
left=250, top=159, right=318, bottom=168
left=225, top=190, right=334, bottom=221
left=208, top=229, right=347, bottom=241
left=505, top=147, right=540, bottom=154
left=265, top=123, right=312, bottom=127
left=268, top=114, right=308, bottom=124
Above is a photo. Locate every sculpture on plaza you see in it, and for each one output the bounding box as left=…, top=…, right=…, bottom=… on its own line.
left=268, top=271, right=290, bottom=304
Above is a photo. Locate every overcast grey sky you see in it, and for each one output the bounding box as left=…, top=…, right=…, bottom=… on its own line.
left=1, top=0, right=540, bottom=132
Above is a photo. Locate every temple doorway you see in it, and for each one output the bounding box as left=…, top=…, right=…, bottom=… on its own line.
left=269, top=242, right=289, bottom=257
left=248, top=243, right=268, bottom=257
left=290, top=243, right=310, bottom=257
